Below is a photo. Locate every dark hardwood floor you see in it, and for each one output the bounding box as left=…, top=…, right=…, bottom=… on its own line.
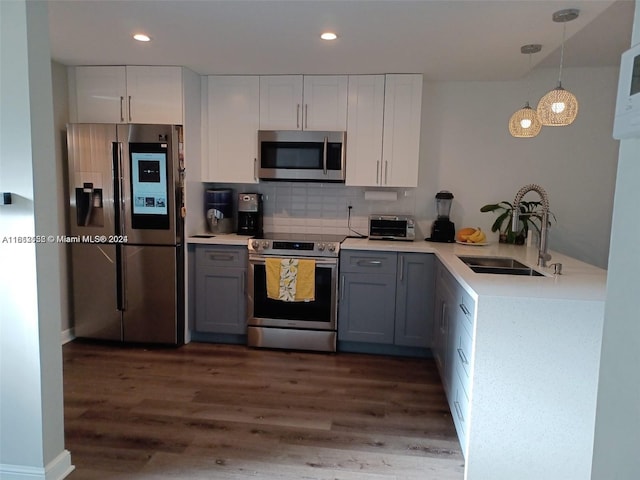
left=63, top=341, right=464, bottom=479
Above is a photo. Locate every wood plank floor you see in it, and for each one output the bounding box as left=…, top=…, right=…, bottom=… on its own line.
left=63, top=341, right=464, bottom=479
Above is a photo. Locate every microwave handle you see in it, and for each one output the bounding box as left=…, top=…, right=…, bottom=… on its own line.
left=323, top=136, right=328, bottom=175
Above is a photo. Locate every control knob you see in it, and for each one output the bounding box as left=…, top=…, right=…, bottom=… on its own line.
left=328, top=243, right=337, bottom=252
left=251, top=240, right=260, bottom=250
left=261, top=241, right=270, bottom=249
left=317, top=243, right=326, bottom=251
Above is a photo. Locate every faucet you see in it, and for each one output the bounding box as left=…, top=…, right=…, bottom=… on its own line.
left=511, top=184, right=551, bottom=267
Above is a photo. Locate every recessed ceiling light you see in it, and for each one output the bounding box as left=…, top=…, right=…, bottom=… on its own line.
left=133, top=33, right=151, bottom=42
left=320, top=32, right=338, bottom=41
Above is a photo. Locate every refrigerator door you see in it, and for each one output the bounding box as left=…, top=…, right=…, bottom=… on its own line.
left=121, top=244, right=184, bottom=344
left=66, top=123, right=118, bottom=238
left=119, top=124, right=183, bottom=246
left=71, top=243, right=122, bottom=340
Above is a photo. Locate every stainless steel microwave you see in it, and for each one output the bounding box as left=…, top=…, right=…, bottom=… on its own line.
left=258, top=130, right=346, bottom=182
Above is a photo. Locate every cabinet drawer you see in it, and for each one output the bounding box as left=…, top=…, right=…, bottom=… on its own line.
left=450, top=368, right=470, bottom=454
left=453, top=322, right=473, bottom=388
left=340, top=251, right=397, bottom=274
left=458, top=288, right=476, bottom=332
left=196, top=245, right=247, bottom=268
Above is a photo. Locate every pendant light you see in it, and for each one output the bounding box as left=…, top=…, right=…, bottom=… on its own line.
left=537, top=8, right=580, bottom=126
left=509, top=44, right=543, bottom=138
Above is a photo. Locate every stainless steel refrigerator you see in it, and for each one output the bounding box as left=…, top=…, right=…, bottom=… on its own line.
left=66, top=124, right=185, bottom=345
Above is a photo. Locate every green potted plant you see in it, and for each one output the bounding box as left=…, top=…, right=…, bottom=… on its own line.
left=480, top=200, right=555, bottom=244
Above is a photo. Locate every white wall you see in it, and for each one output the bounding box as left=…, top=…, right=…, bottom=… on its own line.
left=0, top=1, right=72, bottom=478
left=51, top=61, right=72, bottom=339
left=417, top=66, right=619, bottom=268
left=591, top=1, right=640, bottom=477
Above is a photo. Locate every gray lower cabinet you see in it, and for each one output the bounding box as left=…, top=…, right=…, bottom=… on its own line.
left=195, top=245, right=247, bottom=334
left=338, top=250, right=434, bottom=348
left=433, top=257, right=476, bottom=455
left=395, top=253, right=435, bottom=347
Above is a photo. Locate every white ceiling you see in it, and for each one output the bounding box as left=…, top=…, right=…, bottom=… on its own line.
left=47, top=0, right=635, bottom=82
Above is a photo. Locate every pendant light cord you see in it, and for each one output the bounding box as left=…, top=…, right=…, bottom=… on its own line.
left=558, top=21, right=566, bottom=86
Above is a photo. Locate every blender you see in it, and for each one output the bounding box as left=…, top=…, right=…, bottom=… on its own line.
left=428, top=190, right=456, bottom=242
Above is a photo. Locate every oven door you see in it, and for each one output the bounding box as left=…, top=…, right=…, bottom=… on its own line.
left=248, top=255, right=338, bottom=330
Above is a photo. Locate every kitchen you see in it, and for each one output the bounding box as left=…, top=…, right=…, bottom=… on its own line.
left=1, top=1, right=639, bottom=479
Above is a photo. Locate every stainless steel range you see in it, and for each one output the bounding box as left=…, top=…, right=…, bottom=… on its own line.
left=247, top=233, right=345, bottom=352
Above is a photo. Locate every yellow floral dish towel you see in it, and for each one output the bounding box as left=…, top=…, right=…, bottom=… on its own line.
left=265, top=258, right=315, bottom=302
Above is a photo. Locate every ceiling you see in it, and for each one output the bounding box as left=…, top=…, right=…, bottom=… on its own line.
left=47, top=0, right=635, bottom=82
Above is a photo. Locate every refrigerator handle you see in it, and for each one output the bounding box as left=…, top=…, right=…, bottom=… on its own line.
left=116, top=245, right=126, bottom=311
left=116, top=142, right=126, bottom=236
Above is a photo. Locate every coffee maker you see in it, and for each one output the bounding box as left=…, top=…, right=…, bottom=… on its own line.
left=237, top=193, right=263, bottom=236
left=428, top=190, right=456, bottom=243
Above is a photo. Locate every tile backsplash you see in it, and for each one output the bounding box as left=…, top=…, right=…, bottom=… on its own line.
left=205, top=182, right=424, bottom=237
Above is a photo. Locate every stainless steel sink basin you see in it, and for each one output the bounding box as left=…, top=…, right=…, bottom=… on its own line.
left=458, top=256, right=545, bottom=277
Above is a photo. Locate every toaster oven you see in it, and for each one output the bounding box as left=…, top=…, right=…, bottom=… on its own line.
left=369, top=215, right=416, bottom=241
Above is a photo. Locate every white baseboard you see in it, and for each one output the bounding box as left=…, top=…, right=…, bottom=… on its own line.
left=60, top=328, right=75, bottom=345
left=0, top=450, right=74, bottom=480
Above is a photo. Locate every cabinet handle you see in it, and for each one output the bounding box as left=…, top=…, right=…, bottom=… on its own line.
left=459, top=303, right=470, bottom=316
left=340, top=275, right=345, bottom=301
left=254, top=158, right=258, bottom=182
left=454, top=400, right=464, bottom=422
left=441, top=302, right=447, bottom=330
left=304, top=104, right=308, bottom=129
left=296, top=104, right=300, bottom=129
left=356, top=260, right=382, bottom=267
left=384, top=161, right=388, bottom=184
left=119, top=96, right=125, bottom=122
left=457, top=347, right=468, bottom=366
left=128, top=95, right=132, bottom=122
left=209, top=254, right=234, bottom=261
left=376, top=161, right=380, bottom=184
left=399, top=256, right=405, bottom=282
left=242, top=271, right=246, bottom=295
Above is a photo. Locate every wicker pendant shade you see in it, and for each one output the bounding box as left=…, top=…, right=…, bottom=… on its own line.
left=536, top=83, right=578, bottom=125
left=509, top=102, right=542, bottom=137
left=537, top=9, right=579, bottom=126
left=508, top=44, right=542, bottom=138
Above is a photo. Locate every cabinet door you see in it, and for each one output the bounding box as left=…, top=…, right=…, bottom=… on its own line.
left=196, top=266, right=246, bottom=334
left=338, top=272, right=396, bottom=344
left=259, top=75, right=303, bottom=130
left=125, top=66, right=183, bottom=124
left=345, top=75, right=385, bottom=186
left=303, top=75, right=348, bottom=131
left=433, top=261, right=454, bottom=390
left=72, top=66, right=127, bottom=123
left=395, top=253, right=435, bottom=347
left=195, top=246, right=247, bottom=334
left=382, top=74, right=423, bottom=187
left=205, top=76, right=260, bottom=183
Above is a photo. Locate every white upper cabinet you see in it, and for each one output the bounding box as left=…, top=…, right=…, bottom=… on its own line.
left=302, top=76, right=348, bottom=131
left=345, top=75, right=385, bottom=186
left=346, top=74, right=423, bottom=187
left=381, top=74, right=423, bottom=187
left=203, top=76, right=260, bottom=183
left=69, top=66, right=183, bottom=124
left=259, top=75, right=348, bottom=131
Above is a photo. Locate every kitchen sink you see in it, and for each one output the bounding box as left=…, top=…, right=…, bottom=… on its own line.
left=458, top=256, right=545, bottom=277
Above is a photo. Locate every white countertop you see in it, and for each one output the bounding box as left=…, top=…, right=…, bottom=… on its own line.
left=341, top=238, right=607, bottom=302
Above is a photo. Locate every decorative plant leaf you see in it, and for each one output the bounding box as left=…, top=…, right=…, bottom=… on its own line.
left=480, top=198, right=556, bottom=244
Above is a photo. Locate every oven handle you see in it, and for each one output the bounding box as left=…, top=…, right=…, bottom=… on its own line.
left=249, top=255, right=338, bottom=267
